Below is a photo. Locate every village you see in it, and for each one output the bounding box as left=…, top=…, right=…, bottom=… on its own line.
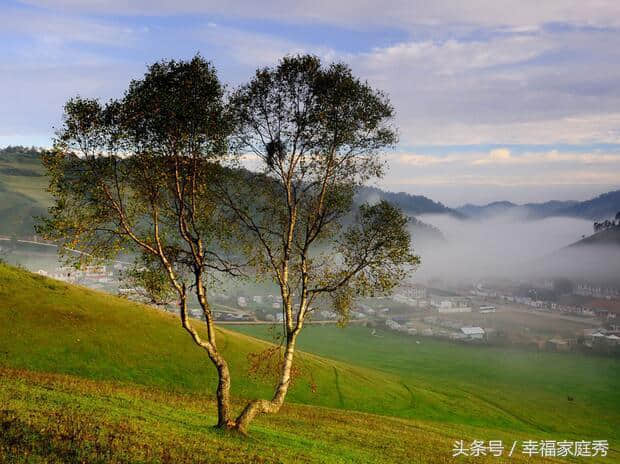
left=4, top=237, right=619, bottom=356
left=376, top=281, right=620, bottom=353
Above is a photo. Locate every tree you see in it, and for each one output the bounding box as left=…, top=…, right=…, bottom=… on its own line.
left=224, top=55, right=419, bottom=433
left=37, top=56, right=242, bottom=429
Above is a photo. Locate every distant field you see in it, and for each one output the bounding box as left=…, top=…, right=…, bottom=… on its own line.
left=0, top=263, right=618, bottom=462
left=227, top=324, right=620, bottom=440
left=437, top=303, right=599, bottom=337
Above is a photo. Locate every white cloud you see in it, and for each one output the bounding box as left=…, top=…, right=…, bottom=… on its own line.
left=20, top=1, right=620, bottom=28
left=385, top=170, right=620, bottom=187
left=391, top=148, right=620, bottom=168
left=198, top=24, right=335, bottom=69
left=0, top=8, right=140, bottom=47
left=349, top=30, right=620, bottom=145
left=392, top=153, right=458, bottom=166
left=381, top=147, right=620, bottom=205
left=357, top=35, right=552, bottom=76
left=473, top=148, right=620, bottom=165
left=5, top=1, right=620, bottom=205
left=395, top=113, right=620, bottom=146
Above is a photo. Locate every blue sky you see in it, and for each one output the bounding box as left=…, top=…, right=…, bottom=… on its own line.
left=1, top=0, right=620, bottom=206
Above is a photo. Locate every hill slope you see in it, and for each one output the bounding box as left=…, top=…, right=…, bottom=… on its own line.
left=0, top=147, right=49, bottom=237
left=531, top=226, right=620, bottom=285
left=0, top=262, right=410, bottom=415
left=0, top=146, right=458, bottom=242
left=1, top=263, right=619, bottom=462
left=568, top=226, right=620, bottom=248
left=357, top=186, right=463, bottom=218
left=559, top=190, right=620, bottom=220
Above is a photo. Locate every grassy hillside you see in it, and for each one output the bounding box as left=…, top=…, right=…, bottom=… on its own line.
left=0, top=263, right=618, bottom=462
left=0, top=147, right=49, bottom=236
left=0, top=263, right=410, bottom=414
left=3, top=368, right=566, bottom=464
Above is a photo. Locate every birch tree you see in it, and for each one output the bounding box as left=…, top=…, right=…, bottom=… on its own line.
left=37, top=55, right=242, bottom=429
left=225, top=55, right=420, bottom=433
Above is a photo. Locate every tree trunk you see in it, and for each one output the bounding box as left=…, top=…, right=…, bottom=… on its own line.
left=234, top=333, right=297, bottom=434
left=213, top=353, right=235, bottom=429
left=178, top=292, right=235, bottom=429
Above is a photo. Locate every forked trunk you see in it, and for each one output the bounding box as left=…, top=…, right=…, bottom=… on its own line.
left=234, top=334, right=297, bottom=434
left=178, top=294, right=235, bottom=429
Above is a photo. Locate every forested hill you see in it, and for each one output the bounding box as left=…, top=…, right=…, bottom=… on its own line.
left=356, top=186, right=464, bottom=218
left=557, top=190, right=620, bottom=220
left=0, top=146, right=458, bottom=239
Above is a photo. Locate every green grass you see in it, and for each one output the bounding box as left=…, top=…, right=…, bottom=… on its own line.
left=0, top=262, right=618, bottom=462
left=228, top=324, right=620, bottom=437
left=0, top=150, right=50, bottom=236
left=0, top=263, right=413, bottom=414
left=2, top=368, right=563, bottom=464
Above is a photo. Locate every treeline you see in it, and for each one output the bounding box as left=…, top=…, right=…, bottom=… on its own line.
left=0, top=146, right=42, bottom=158
left=593, top=212, right=620, bottom=232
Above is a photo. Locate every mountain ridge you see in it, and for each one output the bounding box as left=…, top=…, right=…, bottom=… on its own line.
left=457, top=190, right=620, bottom=220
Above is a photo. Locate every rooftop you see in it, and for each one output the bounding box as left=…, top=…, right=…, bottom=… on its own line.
left=460, top=326, right=485, bottom=335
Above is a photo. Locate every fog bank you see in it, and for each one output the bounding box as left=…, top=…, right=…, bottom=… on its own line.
left=412, top=213, right=618, bottom=284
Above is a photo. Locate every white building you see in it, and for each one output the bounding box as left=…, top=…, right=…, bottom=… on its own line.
left=400, top=285, right=427, bottom=299
left=606, top=335, right=620, bottom=346
left=386, top=319, right=408, bottom=332
left=431, top=298, right=471, bottom=313
left=431, top=296, right=472, bottom=313
left=460, top=326, right=485, bottom=340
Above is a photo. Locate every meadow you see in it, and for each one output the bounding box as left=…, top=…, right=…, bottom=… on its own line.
left=228, top=324, right=620, bottom=437
left=0, top=262, right=618, bottom=462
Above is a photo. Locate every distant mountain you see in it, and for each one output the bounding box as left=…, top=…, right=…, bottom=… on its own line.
left=555, top=191, right=620, bottom=220
left=354, top=186, right=464, bottom=245
left=407, top=216, right=446, bottom=247
left=457, top=201, right=517, bottom=219
left=532, top=226, right=620, bottom=286
left=457, top=190, right=620, bottom=221
left=357, top=186, right=464, bottom=218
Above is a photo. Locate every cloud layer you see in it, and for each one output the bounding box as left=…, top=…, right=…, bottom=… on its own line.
left=2, top=1, right=619, bottom=204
